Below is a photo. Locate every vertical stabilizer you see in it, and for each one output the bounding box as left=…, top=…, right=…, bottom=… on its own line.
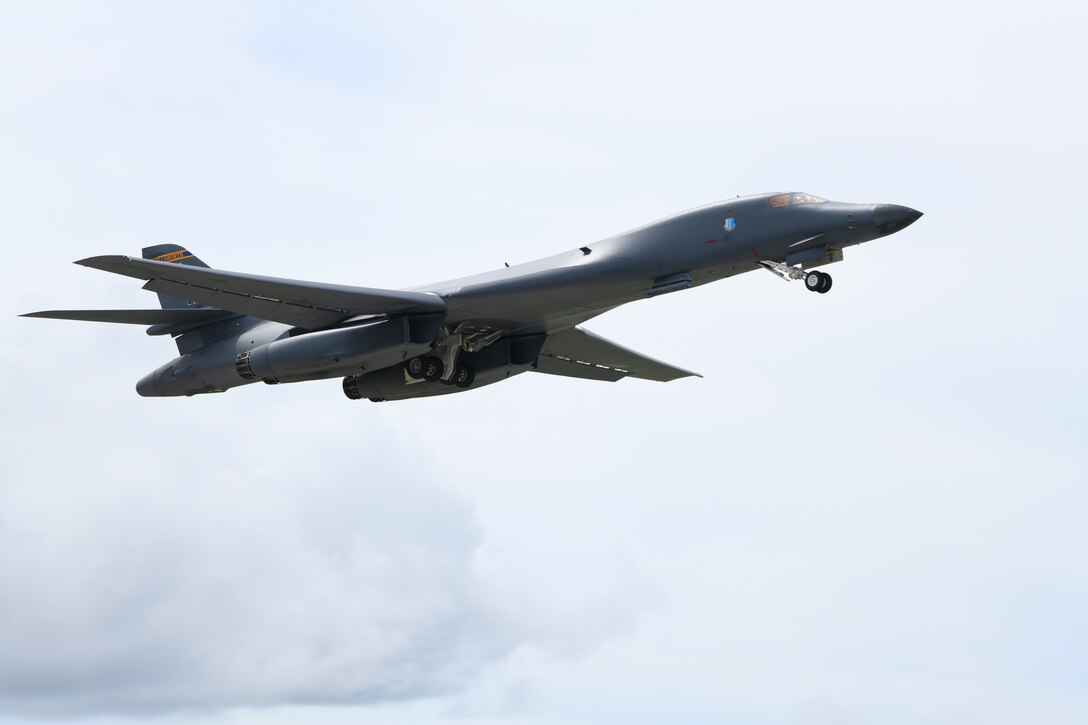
left=139, top=245, right=242, bottom=355
left=141, top=244, right=210, bottom=310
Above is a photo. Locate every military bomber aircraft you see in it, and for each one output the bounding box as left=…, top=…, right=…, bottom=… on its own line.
left=23, top=192, right=921, bottom=401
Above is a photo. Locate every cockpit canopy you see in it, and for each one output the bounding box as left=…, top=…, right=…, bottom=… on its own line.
left=769, top=192, right=827, bottom=208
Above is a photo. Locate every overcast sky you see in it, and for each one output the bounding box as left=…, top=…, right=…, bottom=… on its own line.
left=2, top=1, right=1086, bottom=723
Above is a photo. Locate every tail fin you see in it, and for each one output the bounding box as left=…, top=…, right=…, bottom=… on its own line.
left=141, top=244, right=210, bottom=310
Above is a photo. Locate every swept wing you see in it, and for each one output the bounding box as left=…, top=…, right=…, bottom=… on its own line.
left=76, top=255, right=446, bottom=329
left=534, top=326, right=699, bottom=382
left=20, top=308, right=230, bottom=325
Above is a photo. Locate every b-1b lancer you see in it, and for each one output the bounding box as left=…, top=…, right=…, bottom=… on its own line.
left=23, top=192, right=921, bottom=401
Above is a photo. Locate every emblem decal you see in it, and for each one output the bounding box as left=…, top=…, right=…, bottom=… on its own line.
left=150, top=249, right=193, bottom=263
left=724, top=216, right=736, bottom=232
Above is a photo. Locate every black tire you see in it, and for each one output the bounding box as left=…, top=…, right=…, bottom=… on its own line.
left=422, top=356, right=444, bottom=381
left=805, top=271, right=822, bottom=291
left=405, top=357, right=425, bottom=379
left=452, top=363, right=476, bottom=389
left=817, top=272, right=833, bottom=294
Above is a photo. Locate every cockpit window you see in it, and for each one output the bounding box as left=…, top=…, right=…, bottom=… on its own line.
left=769, top=192, right=828, bottom=208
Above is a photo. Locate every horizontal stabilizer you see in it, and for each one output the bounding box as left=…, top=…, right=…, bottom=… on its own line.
left=20, top=308, right=232, bottom=325
left=534, top=327, right=699, bottom=382
left=76, top=255, right=447, bottom=329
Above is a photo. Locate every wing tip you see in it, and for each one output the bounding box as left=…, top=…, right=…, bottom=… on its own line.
left=74, top=254, right=125, bottom=269
left=19, top=310, right=85, bottom=320
left=663, top=370, right=702, bottom=381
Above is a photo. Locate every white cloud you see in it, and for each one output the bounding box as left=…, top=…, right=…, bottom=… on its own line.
left=0, top=418, right=487, bottom=714
left=0, top=393, right=651, bottom=717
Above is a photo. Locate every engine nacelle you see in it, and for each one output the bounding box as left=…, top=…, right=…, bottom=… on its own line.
left=236, top=315, right=443, bottom=382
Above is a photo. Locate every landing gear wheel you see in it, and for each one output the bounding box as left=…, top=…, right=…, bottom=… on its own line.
left=805, top=271, right=823, bottom=291
left=422, top=356, right=444, bottom=381
left=405, top=357, right=426, bottom=379
left=817, top=272, right=832, bottom=294
left=452, top=363, right=476, bottom=389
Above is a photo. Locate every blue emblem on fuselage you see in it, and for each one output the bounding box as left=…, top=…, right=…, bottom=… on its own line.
left=724, top=216, right=736, bottom=232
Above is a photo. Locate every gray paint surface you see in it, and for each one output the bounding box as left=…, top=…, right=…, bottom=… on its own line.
left=22, top=192, right=920, bottom=400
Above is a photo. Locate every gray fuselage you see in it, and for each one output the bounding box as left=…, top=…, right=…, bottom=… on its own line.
left=133, top=192, right=921, bottom=398
left=424, top=192, right=911, bottom=333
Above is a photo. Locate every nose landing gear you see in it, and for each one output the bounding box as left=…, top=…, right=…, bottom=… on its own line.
left=760, top=260, right=834, bottom=294
left=804, top=270, right=833, bottom=294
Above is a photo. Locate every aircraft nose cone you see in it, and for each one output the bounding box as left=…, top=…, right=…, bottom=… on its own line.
left=874, top=204, right=923, bottom=236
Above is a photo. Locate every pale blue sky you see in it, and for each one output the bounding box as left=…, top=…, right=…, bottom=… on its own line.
left=2, top=2, right=1085, bottom=723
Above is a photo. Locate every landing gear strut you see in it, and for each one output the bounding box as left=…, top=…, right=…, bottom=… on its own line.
left=405, top=324, right=497, bottom=390
left=760, top=260, right=833, bottom=294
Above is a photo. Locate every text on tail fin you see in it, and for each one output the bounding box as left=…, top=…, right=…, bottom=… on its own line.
left=141, top=244, right=210, bottom=269
left=141, top=244, right=211, bottom=309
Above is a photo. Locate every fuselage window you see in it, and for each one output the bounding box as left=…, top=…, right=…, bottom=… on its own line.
left=792, top=193, right=827, bottom=205
left=769, top=194, right=791, bottom=208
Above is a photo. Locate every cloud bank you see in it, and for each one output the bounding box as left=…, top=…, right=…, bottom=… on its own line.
left=0, top=422, right=500, bottom=715
left=0, top=404, right=643, bottom=717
